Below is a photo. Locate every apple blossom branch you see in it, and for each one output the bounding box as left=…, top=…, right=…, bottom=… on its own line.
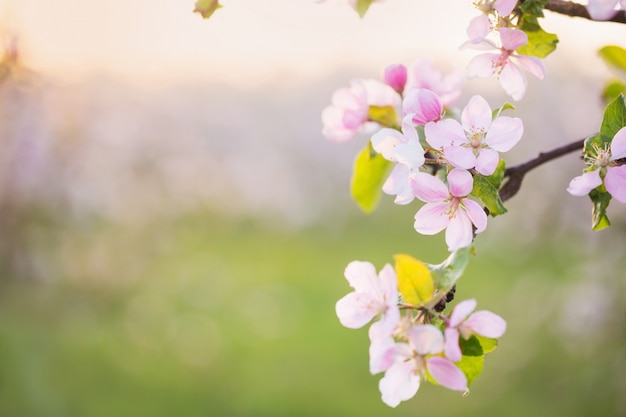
left=544, top=0, right=626, bottom=24
left=498, top=137, right=586, bottom=203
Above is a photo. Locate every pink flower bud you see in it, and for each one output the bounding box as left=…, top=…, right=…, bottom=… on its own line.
left=384, top=64, right=407, bottom=93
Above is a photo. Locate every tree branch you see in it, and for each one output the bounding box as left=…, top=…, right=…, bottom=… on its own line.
left=499, top=137, right=586, bottom=203
left=543, top=0, right=626, bottom=24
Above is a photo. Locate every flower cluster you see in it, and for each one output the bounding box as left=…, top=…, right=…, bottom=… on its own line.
left=336, top=260, right=506, bottom=407
left=324, top=60, right=524, bottom=251
left=463, top=1, right=545, bottom=101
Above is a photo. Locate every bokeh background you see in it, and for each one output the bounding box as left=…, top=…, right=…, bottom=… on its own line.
left=0, top=1, right=625, bottom=416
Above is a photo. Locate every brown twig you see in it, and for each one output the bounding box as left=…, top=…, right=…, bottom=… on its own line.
left=543, top=0, right=626, bottom=24
left=499, top=137, right=586, bottom=203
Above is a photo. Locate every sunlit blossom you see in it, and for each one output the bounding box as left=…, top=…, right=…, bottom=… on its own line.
left=424, top=95, right=523, bottom=175
left=405, top=60, right=464, bottom=107
left=412, top=169, right=487, bottom=251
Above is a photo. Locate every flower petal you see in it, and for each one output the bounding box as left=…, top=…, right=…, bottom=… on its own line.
left=495, top=0, right=518, bottom=15
left=466, top=53, right=500, bottom=79
left=610, top=126, right=626, bottom=160
left=463, top=199, right=488, bottom=234
left=444, top=146, right=477, bottom=170
left=336, top=292, right=379, bottom=328
left=410, top=324, right=444, bottom=355
left=465, top=310, right=507, bottom=338
left=411, top=172, right=449, bottom=202
left=605, top=165, right=626, bottom=203
left=449, top=299, right=477, bottom=327
left=586, top=0, right=619, bottom=20
left=462, top=95, right=492, bottom=133
left=499, top=28, right=528, bottom=51
left=344, top=260, right=379, bottom=292
left=425, top=119, right=467, bottom=150
left=426, top=356, right=468, bottom=392
left=379, top=359, right=421, bottom=407
left=369, top=321, right=397, bottom=374
left=485, top=116, right=524, bottom=152
left=383, top=164, right=414, bottom=205
left=395, top=142, right=425, bottom=169
left=371, top=128, right=406, bottom=161
left=403, top=88, right=443, bottom=125
left=513, top=54, right=545, bottom=80
left=466, top=14, right=490, bottom=43
left=444, top=327, right=462, bottom=362
left=445, top=211, right=474, bottom=251
left=475, top=148, right=500, bottom=176
left=499, top=61, right=527, bottom=101
left=567, top=169, right=602, bottom=196
left=447, top=168, right=474, bottom=197
left=414, top=202, right=450, bottom=235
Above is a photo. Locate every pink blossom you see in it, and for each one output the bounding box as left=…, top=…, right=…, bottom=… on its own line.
left=371, top=114, right=426, bottom=204
left=402, top=88, right=443, bottom=126
left=465, top=28, right=545, bottom=101
left=405, top=60, right=464, bottom=107
left=467, top=0, right=518, bottom=43
left=567, top=126, right=626, bottom=203
left=322, top=79, right=401, bottom=143
left=378, top=324, right=467, bottom=407
left=444, top=299, right=507, bottom=362
left=411, top=169, right=487, bottom=252
left=424, top=95, right=523, bottom=175
left=368, top=321, right=397, bottom=374
left=384, top=64, right=407, bottom=93
left=586, top=0, right=626, bottom=20
left=336, top=261, right=401, bottom=335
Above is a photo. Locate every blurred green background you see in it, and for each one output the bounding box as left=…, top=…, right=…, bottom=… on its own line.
left=1, top=1, right=626, bottom=416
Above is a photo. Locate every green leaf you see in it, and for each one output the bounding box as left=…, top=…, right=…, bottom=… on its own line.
left=393, top=254, right=434, bottom=306
left=475, top=335, right=498, bottom=354
left=599, top=94, right=626, bottom=140
left=599, top=45, right=626, bottom=74
left=589, top=188, right=612, bottom=231
left=457, top=336, right=485, bottom=386
left=428, top=246, right=471, bottom=293
left=517, top=15, right=558, bottom=58
left=193, top=0, right=222, bottom=19
left=492, top=103, right=515, bottom=119
left=350, top=142, right=393, bottom=213
left=519, top=0, right=548, bottom=17
left=484, top=160, right=506, bottom=189
left=472, top=174, right=508, bottom=216
left=354, top=0, right=376, bottom=17
left=602, top=80, right=626, bottom=103
left=368, top=105, right=399, bottom=129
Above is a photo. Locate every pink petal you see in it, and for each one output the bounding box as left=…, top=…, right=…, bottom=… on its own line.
left=369, top=321, right=397, bottom=374
left=610, top=126, right=626, bottom=160
left=485, top=116, right=524, bottom=152
left=586, top=0, right=619, bottom=20
left=336, top=292, right=379, bottom=328
left=426, top=356, right=468, bottom=392
left=410, top=324, right=444, bottom=355
left=321, top=106, right=357, bottom=143
left=463, top=199, right=488, bottom=234
left=465, top=310, right=507, bottom=338
left=605, top=165, right=626, bottom=203
left=379, top=359, right=421, bottom=408
left=499, top=61, right=527, bottom=101
left=499, top=28, right=528, bottom=51
left=424, top=119, right=467, bottom=150
left=403, top=88, right=443, bottom=125
left=344, top=260, right=379, bottom=292
left=513, top=54, right=545, bottom=80
left=475, top=148, right=500, bottom=176
left=371, top=128, right=405, bottom=161
left=567, top=169, right=602, bottom=196
left=444, top=327, right=462, bottom=362
left=445, top=211, right=474, bottom=251
left=447, top=168, right=474, bottom=197
left=414, top=202, right=451, bottom=235
left=449, top=299, right=477, bottom=327
left=411, top=172, right=449, bottom=202
left=466, top=53, right=500, bottom=79
left=444, top=146, right=477, bottom=170
left=383, top=164, right=414, bottom=205
left=462, top=95, right=492, bottom=133
left=466, top=14, right=490, bottom=43
left=495, top=0, right=518, bottom=15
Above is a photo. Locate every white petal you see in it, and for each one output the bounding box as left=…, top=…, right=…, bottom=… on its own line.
left=499, top=61, right=527, bottom=101
left=336, top=292, right=379, bottom=328
left=605, top=165, right=626, bottom=203
left=379, top=359, right=421, bottom=408
left=463, top=199, right=488, bottom=234
left=445, top=211, right=474, bottom=251
left=461, top=95, right=492, bottom=133
left=485, top=116, right=524, bottom=152
left=409, top=324, right=444, bottom=355
left=371, top=128, right=405, bottom=161
left=567, top=170, right=602, bottom=196
left=610, top=126, right=626, bottom=160
left=465, top=310, right=507, bottom=338
left=466, top=53, right=500, bottom=79
left=344, top=260, right=379, bottom=293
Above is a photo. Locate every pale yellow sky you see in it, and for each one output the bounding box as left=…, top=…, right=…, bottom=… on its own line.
left=0, top=0, right=623, bottom=87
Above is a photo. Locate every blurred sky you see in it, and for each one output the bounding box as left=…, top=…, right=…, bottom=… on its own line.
left=1, top=0, right=622, bottom=87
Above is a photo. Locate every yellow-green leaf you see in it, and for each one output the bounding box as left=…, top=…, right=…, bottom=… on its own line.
left=193, top=0, right=222, bottom=19
left=354, top=0, right=376, bottom=18
left=368, top=105, right=399, bottom=129
left=393, top=254, right=434, bottom=306
left=599, top=45, right=626, bottom=74
left=350, top=142, right=393, bottom=213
